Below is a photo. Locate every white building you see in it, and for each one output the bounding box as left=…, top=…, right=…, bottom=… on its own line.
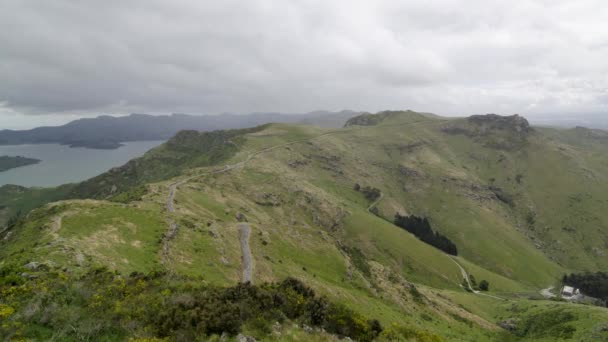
left=561, top=285, right=580, bottom=298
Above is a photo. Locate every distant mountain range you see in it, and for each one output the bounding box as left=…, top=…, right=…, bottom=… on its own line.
left=0, top=110, right=360, bottom=149
left=526, top=113, right=608, bottom=130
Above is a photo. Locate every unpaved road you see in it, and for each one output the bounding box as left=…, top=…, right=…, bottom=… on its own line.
left=161, top=180, right=187, bottom=263
left=540, top=286, right=556, bottom=298
left=448, top=255, right=479, bottom=293
left=163, top=118, right=435, bottom=218
left=238, top=223, right=252, bottom=283
left=160, top=126, right=355, bottom=262
left=367, top=191, right=383, bottom=213
left=447, top=255, right=506, bottom=300
left=161, top=119, right=438, bottom=270
left=160, top=121, right=508, bottom=298
left=166, top=182, right=179, bottom=213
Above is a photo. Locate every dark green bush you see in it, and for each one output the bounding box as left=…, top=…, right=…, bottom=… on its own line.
left=360, top=186, right=381, bottom=202
left=0, top=270, right=381, bottom=341
left=342, top=246, right=371, bottom=278
left=109, top=185, right=148, bottom=203
left=324, top=303, right=382, bottom=341
left=516, top=309, right=577, bottom=339
left=479, top=280, right=489, bottom=291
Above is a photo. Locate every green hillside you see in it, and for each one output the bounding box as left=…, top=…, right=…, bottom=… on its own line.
left=2, top=111, right=608, bottom=341
left=0, top=155, right=40, bottom=172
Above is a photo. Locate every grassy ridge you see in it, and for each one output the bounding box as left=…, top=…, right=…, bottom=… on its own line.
left=0, top=125, right=269, bottom=228
left=3, top=111, right=608, bottom=340
left=70, top=125, right=269, bottom=199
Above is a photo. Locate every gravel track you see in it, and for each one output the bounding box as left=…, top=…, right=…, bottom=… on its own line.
left=238, top=223, right=252, bottom=283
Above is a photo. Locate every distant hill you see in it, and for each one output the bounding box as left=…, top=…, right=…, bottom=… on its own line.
left=525, top=113, right=608, bottom=130
left=0, top=110, right=360, bottom=149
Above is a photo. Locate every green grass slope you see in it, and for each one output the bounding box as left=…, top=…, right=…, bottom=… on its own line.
left=2, top=111, right=608, bottom=340
left=0, top=125, right=269, bottom=228
left=0, top=184, right=74, bottom=229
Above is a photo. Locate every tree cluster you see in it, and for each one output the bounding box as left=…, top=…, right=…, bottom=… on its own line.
left=563, top=272, right=608, bottom=301
left=394, top=214, right=458, bottom=255
left=354, top=184, right=381, bottom=202
left=469, top=274, right=490, bottom=291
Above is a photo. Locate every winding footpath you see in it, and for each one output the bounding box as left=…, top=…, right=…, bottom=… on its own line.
left=360, top=181, right=507, bottom=302
left=159, top=118, right=515, bottom=296
left=448, top=255, right=479, bottom=294
left=160, top=128, right=350, bottom=272
left=161, top=119, right=463, bottom=282
left=238, top=223, right=253, bottom=283
left=367, top=191, right=384, bottom=213
left=161, top=179, right=187, bottom=264
left=447, top=255, right=506, bottom=300
left=160, top=124, right=367, bottom=261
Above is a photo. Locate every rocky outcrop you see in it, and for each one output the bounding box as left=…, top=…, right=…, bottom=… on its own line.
left=497, top=318, right=519, bottom=332
left=253, top=192, right=282, bottom=207
left=468, top=114, right=531, bottom=134
left=344, top=112, right=387, bottom=127
left=344, top=110, right=412, bottom=127
left=442, top=114, right=533, bottom=150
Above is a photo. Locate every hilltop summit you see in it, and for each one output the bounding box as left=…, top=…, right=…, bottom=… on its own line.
left=443, top=114, right=532, bottom=150
left=468, top=114, right=531, bottom=134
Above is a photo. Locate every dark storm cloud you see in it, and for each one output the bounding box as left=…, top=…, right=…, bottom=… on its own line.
left=1, top=0, right=607, bottom=126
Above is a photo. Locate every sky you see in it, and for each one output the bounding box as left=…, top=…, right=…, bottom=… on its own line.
left=1, top=0, right=608, bottom=129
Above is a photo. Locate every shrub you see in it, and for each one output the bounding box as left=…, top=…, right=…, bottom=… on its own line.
left=526, top=211, right=536, bottom=226
left=305, top=297, right=329, bottom=325
left=516, top=309, right=577, bottom=339
left=324, top=303, right=382, bottom=341
left=354, top=185, right=381, bottom=202
left=409, top=285, right=424, bottom=304
left=0, top=304, right=15, bottom=318
left=469, top=274, right=477, bottom=287
left=0, top=270, right=381, bottom=341
left=342, top=246, right=371, bottom=278
left=109, top=185, right=148, bottom=203
left=479, top=280, right=489, bottom=291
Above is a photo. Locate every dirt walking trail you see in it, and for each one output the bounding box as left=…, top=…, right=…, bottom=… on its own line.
left=161, top=119, right=442, bottom=272
left=160, top=119, right=512, bottom=296
left=447, top=255, right=506, bottom=300
left=367, top=191, right=384, bottom=213
left=160, top=179, right=188, bottom=264
left=238, top=223, right=253, bottom=283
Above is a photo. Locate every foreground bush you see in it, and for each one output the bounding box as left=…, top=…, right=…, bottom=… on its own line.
left=0, top=266, right=382, bottom=341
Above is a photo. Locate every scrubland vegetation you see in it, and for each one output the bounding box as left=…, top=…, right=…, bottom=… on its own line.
left=3, top=111, right=608, bottom=340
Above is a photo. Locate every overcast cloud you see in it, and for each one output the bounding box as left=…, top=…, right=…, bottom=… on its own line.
left=1, top=0, right=607, bottom=128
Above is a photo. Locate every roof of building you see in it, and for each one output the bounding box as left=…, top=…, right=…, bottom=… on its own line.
left=562, top=286, right=575, bottom=294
